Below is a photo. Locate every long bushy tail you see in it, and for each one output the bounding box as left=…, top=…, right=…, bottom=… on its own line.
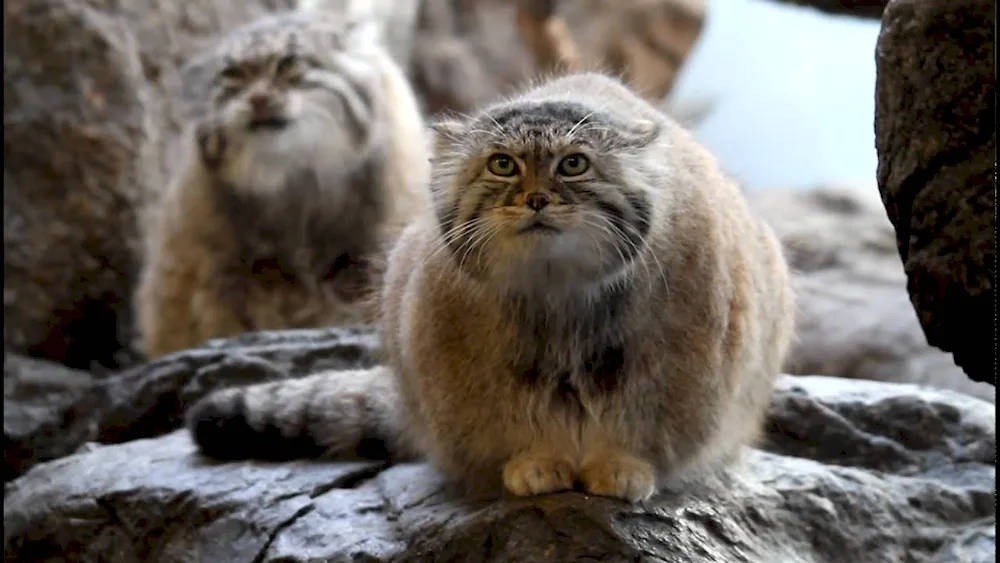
left=186, top=366, right=417, bottom=462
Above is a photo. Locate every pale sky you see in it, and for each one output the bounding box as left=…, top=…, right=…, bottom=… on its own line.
left=671, top=0, right=882, bottom=191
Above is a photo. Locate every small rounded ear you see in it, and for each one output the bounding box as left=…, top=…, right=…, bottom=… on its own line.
left=624, top=119, right=660, bottom=147
left=429, top=119, right=466, bottom=140
left=178, top=54, right=218, bottom=117
left=429, top=118, right=466, bottom=155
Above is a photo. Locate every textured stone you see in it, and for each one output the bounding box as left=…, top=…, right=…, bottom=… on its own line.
left=4, top=0, right=156, bottom=371
left=750, top=185, right=994, bottom=402
left=3, top=352, right=97, bottom=481
left=4, top=375, right=994, bottom=562
left=874, top=0, right=996, bottom=385
left=2, top=327, right=379, bottom=481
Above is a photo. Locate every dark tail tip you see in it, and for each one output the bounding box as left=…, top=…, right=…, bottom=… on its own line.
left=187, top=393, right=261, bottom=460
left=186, top=392, right=327, bottom=461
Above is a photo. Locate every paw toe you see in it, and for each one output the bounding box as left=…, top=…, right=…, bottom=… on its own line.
left=503, top=456, right=576, bottom=497
left=581, top=453, right=656, bottom=503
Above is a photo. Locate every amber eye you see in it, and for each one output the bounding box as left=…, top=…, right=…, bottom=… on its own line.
left=486, top=153, right=519, bottom=177
left=218, top=66, right=248, bottom=89
left=275, top=55, right=303, bottom=79
left=557, top=153, right=590, bottom=177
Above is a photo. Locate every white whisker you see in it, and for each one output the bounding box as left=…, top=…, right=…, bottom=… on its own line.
left=566, top=112, right=596, bottom=139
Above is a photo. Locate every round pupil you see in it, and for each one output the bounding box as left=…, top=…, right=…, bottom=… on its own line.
left=565, top=156, right=580, bottom=168
left=278, top=56, right=297, bottom=73
left=492, top=156, right=514, bottom=173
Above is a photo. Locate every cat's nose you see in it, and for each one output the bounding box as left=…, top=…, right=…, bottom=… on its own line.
left=525, top=192, right=551, bottom=211
left=248, top=93, right=273, bottom=113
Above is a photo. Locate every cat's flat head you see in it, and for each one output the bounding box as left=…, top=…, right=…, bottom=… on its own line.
left=429, top=93, right=663, bottom=298
left=183, top=13, right=385, bottom=194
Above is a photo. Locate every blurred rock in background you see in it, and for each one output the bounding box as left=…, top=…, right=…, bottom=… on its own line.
left=751, top=185, right=994, bottom=402
left=410, top=0, right=706, bottom=114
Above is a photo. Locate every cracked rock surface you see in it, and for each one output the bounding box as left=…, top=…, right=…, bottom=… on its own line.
left=5, top=375, right=994, bottom=562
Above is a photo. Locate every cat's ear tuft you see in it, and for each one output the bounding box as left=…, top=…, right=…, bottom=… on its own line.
left=342, top=17, right=381, bottom=50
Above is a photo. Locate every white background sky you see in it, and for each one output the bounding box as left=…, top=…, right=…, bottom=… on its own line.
left=671, top=0, right=882, bottom=191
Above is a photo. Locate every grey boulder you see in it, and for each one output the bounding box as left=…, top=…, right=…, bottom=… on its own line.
left=874, top=0, right=996, bottom=386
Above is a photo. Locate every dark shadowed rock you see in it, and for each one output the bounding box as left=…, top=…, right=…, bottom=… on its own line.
left=4, top=0, right=155, bottom=371
left=750, top=185, right=995, bottom=402
left=4, top=375, right=994, bottom=562
left=2, top=327, right=379, bottom=482
left=759, top=0, right=887, bottom=18
left=874, top=0, right=996, bottom=386
left=3, top=352, right=98, bottom=482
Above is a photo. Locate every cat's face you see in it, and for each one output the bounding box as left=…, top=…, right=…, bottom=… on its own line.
left=430, top=99, right=661, bottom=295
left=185, top=14, right=384, bottom=189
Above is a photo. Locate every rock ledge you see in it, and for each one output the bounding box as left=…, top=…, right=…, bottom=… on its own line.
left=5, top=375, right=994, bottom=563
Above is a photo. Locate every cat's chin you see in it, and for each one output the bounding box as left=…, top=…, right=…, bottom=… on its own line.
left=492, top=257, right=612, bottom=297
left=514, top=216, right=562, bottom=235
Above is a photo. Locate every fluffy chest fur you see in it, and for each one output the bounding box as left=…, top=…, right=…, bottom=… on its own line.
left=212, top=159, right=384, bottom=286
left=504, top=286, right=635, bottom=403
left=418, top=269, right=646, bottom=422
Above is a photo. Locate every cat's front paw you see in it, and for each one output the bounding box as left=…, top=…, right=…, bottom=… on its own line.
left=502, top=453, right=575, bottom=497
left=580, top=451, right=656, bottom=503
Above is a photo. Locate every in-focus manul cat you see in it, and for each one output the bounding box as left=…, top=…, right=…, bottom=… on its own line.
left=135, top=10, right=429, bottom=359
left=187, top=72, right=795, bottom=502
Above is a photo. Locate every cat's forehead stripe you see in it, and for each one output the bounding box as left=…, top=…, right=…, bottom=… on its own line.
left=221, top=32, right=294, bottom=62
left=483, top=101, right=609, bottom=132
left=217, top=19, right=338, bottom=63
